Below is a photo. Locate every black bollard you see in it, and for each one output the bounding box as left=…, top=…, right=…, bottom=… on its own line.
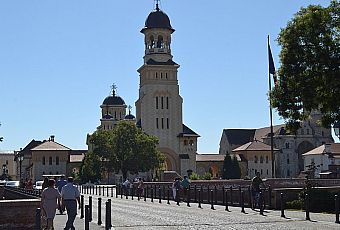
left=105, top=200, right=112, bottom=230
left=305, top=193, right=310, bottom=220
left=126, top=187, right=128, bottom=199
left=238, top=186, right=241, bottom=206
left=241, top=191, right=245, bottom=213
left=98, top=198, right=102, bottom=225
left=167, top=188, right=170, bottom=204
left=131, top=187, right=134, bottom=200
left=194, top=185, right=197, bottom=203
left=96, top=185, right=98, bottom=195
left=144, top=187, right=147, bottom=202
left=107, top=186, right=109, bottom=197
left=225, top=190, right=229, bottom=211
left=111, top=186, right=113, bottom=197
left=187, top=186, right=190, bottom=207
left=230, top=187, right=233, bottom=206
left=80, top=195, right=84, bottom=219
left=99, top=186, right=101, bottom=196
left=85, top=205, right=90, bottom=230
left=103, top=186, right=105, bottom=197
left=259, top=192, right=264, bottom=215
left=176, top=189, right=180, bottom=206
left=335, top=194, right=339, bottom=224
left=121, top=185, right=123, bottom=199
left=159, top=187, right=162, bottom=203
left=116, top=186, right=118, bottom=198
left=211, top=190, right=214, bottom=210
left=35, top=208, right=41, bottom=230
left=198, top=190, right=202, bottom=208
left=89, top=196, right=93, bottom=222
left=280, top=193, right=285, bottom=218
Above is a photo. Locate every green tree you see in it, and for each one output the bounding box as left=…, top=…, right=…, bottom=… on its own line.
left=222, top=154, right=241, bottom=179
left=222, top=154, right=233, bottom=179
left=271, top=1, right=340, bottom=131
left=79, top=151, right=102, bottom=183
left=90, top=121, right=164, bottom=180
left=231, top=155, right=241, bottom=179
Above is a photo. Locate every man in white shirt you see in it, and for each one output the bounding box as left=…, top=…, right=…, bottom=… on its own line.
left=61, top=177, right=80, bottom=230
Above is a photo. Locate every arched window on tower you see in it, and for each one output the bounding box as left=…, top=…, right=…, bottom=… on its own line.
left=150, top=36, right=155, bottom=48
left=157, top=35, right=164, bottom=48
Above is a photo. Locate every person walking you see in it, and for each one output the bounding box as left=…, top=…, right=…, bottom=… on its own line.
left=251, top=171, right=264, bottom=209
left=42, top=177, right=49, bottom=191
left=172, top=178, right=181, bottom=200
left=41, top=179, right=61, bottom=230
left=137, top=178, right=144, bottom=197
left=56, top=176, right=67, bottom=214
left=181, top=176, right=191, bottom=197
left=61, top=177, right=80, bottom=230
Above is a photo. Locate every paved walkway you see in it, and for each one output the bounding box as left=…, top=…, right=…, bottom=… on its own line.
left=53, top=191, right=340, bottom=230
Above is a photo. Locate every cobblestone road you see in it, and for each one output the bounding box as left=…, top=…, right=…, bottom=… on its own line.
left=64, top=190, right=340, bottom=230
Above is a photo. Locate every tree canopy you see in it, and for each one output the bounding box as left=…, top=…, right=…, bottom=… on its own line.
left=79, top=151, right=102, bottom=183
left=271, top=1, right=340, bottom=131
left=88, top=121, right=164, bottom=180
left=222, top=154, right=241, bottom=179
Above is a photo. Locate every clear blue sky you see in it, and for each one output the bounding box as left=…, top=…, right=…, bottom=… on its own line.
left=0, top=0, right=336, bottom=152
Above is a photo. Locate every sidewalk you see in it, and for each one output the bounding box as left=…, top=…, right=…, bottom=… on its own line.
left=54, top=212, right=104, bottom=230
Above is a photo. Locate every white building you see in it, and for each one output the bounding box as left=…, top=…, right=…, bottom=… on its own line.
left=302, top=143, right=340, bottom=178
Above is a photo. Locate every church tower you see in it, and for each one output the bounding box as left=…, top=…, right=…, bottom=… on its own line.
left=135, top=3, right=199, bottom=176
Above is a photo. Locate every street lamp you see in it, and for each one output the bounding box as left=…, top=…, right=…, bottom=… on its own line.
left=334, top=120, right=340, bottom=139
left=18, top=155, right=24, bottom=180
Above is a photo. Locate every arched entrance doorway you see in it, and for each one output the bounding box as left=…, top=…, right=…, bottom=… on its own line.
left=158, top=147, right=180, bottom=173
left=297, top=141, right=314, bottom=172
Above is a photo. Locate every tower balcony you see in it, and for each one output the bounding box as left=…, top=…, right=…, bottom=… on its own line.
left=146, top=48, right=171, bottom=55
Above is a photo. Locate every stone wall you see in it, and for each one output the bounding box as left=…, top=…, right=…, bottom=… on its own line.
left=0, top=199, right=40, bottom=229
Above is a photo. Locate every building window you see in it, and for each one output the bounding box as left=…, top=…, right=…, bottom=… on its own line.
left=189, top=140, right=194, bottom=146
left=6, top=160, right=8, bottom=165
left=49, top=157, right=52, bottom=165
left=156, top=97, right=159, bottom=109
left=161, top=118, right=164, bottom=129
left=184, top=140, right=188, bottom=145
left=161, top=72, right=163, bottom=79
left=260, top=156, right=264, bottom=163
left=161, top=97, right=164, bottom=109
left=156, top=118, right=159, bottom=129
left=155, top=72, right=158, bottom=78
left=167, top=118, right=169, bottom=129
left=285, top=142, right=290, bottom=149
left=165, top=73, right=168, bottom=79
left=287, top=154, right=290, bottom=164
left=266, top=169, right=269, bottom=175
left=56, top=156, right=59, bottom=165
left=42, top=157, right=45, bottom=165
left=266, top=156, right=269, bottom=163
left=254, top=156, right=258, bottom=163
left=261, top=169, right=263, bottom=175
left=166, top=97, right=169, bottom=109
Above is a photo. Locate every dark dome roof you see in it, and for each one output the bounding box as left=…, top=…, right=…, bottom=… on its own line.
left=141, top=7, right=174, bottom=32
left=102, top=95, right=125, bottom=106
left=125, top=114, right=135, bottom=120
left=102, top=114, right=113, bottom=119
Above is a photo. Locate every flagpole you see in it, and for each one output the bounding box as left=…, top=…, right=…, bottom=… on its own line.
left=268, top=35, right=275, bottom=178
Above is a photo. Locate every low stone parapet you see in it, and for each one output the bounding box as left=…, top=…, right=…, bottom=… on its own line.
left=0, top=199, right=40, bottom=229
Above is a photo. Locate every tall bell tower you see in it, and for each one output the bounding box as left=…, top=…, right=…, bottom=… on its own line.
left=135, top=3, right=199, bottom=176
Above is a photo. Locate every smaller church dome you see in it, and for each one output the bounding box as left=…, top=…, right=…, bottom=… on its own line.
left=102, top=114, right=113, bottom=119
left=141, top=5, right=174, bottom=32
left=102, top=88, right=125, bottom=106
left=102, top=96, right=125, bottom=106
left=125, top=114, right=135, bottom=120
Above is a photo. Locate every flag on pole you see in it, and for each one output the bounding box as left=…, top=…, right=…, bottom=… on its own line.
left=268, top=41, right=278, bottom=85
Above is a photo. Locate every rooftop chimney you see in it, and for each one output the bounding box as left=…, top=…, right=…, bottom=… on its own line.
left=50, top=135, right=55, bottom=142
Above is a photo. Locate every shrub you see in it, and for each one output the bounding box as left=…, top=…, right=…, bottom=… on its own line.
left=201, top=172, right=212, bottom=180
left=189, top=172, right=200, bottom=180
